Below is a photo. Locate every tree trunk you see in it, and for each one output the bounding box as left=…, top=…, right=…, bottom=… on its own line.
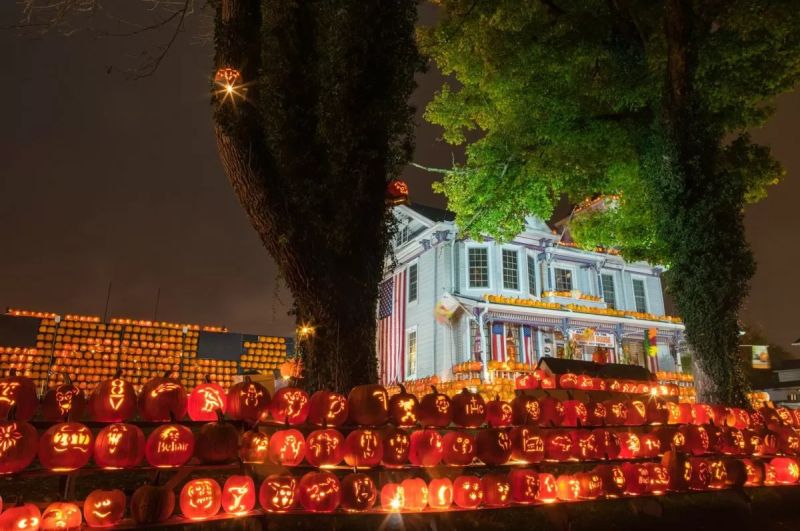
left=212, top=0, right=418, bottom=392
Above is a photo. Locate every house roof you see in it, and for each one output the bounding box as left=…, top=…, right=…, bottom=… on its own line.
left=406, top=203, right=456, bottom=223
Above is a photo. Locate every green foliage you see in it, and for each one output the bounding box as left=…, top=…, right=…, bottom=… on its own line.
left=423, top=0, right=800, bottom=404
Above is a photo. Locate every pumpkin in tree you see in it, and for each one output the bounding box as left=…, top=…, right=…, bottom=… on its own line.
left=347, top=384, right=389, bottom=426
left=417, top=386, right=453, bottom=427
left=0, top=370, right=38, bottom=421
left=88, top=370, right=137, bottom=422
left=194, top=415, right=240, bottom=464
left=451, top=388, right=486, bottom=428
left=187, top=377, right=227, bottom=421
left=93, top=423, right=145, bottom=469
left=83, top=489, right=126, bottom=528
left=42, top=375, right=85, bottom=421
left=388, top=385, right=419, bottom=427
left=307, top=390, right=348, bottom=427
left=270, top=387, right=310, bottom=425
left=130, top=484, right=175, bottom=525
left=227, top=377, right=270, bottom=424
left=39, top=421, right=93, bottom=471
left=138, top=371, right=187, bottom=422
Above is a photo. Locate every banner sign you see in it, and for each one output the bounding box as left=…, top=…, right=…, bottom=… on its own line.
left=434, top=292, right=460, bottom=324
left=568, top=328, right=615, bottom=348
left=751, top=345, right=770, bottom=369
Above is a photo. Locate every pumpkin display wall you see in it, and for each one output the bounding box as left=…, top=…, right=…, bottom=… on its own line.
left=347, top=384, right=389, bottom=426
left=0, top=503, right=42, bottom=530
left=187, top=378, right=227, bottom=421
left=180, top=478, right=222, bottom=520
left=0, top=370, right=38, bottom=421
left=298, top=471, right=341, bottom=512
left=145, top=423, right=195, bottom=468
left=344, top=429, right=384, bottom=467
left=138, top=372, right=188, bottom=422
left=130, top=484, right=175, bottom=525
left=270, top=387, right=310, bottom=425
left=93, top=423, right=145, bottom=469
left=39, top=421, right=93, bottom=471
left=340, top=473, right=377, bottom=512
left=84, top=489, right=126, bottom=528
left=451, top=388, right=486, bottom=428
left=194, top=417, right=240, bottom=464
left=308, top=390, right=348, bottom=427
left=42, top=376, right=86, bottom=421
left=305, top=428, right=345, bottom=467
left=89, top=372, right=137, bottom=422
left=41, top=501, right=82, bottom=531
left=0, top=417, right=38, bottom=474
left=227, top=377, right=270, bottom=424
left=388, top=385, right=419, bottom=427
left=222, top=475, right=256, bottom=515
left=418, top=386, right=453, bottom=427
left=240, top=429, right=270, bottom=463
left=259, top=474, right=299, bottom=512
left=269, top=429, right=307, bottom=466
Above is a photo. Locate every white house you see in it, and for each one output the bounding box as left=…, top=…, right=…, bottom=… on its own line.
left=377, top=204, right=686, bottom=386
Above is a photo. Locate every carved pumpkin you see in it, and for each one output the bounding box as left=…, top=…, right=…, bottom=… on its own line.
left=138, top=371, right=187, bottom=422
left=268, top=429, right=306, bottom=466
left=453, top=475, right=483, bottom=508
left=482, top=473, right=511, bottom=507
left=639, top=433, right=662, bottom=458
left=604, top=400, right=628, bottom=426
left=741, top=458, right=765, bottom=486
left=0, top=417, right=38, bottom=474
left=718, top=427, right=747, bottom=456
left=0, top=369, right=38, bottom=421
left=508, top=468, right=538, bottom=504
left=380, top=483, right=405, bottom=511
left=593, top=428, right=621, bottom=459
left=574, top=430, right=600, bottom=460
left=227, top=377, right=270, bottom=424
left=726, top=407, right=751, bottom=430
left=625, top=400, right=647, bottom=426
left=771, top=457, right=800, bottom=484
left=84, top=489, right=126, bottom=528
left=41, top=502, right=82, bottom=530
left=510, top=425, right=545, bottom=463
left=683, top=424, right=713, bottom=455
left=39, top=421, right=93, bottom=471
left=340, top=473, right=377, bottom=512
left=451, top=388, right=486, bottom=428
left=617, top=432, right=642, bottom=459
left=477, top=428, right=512, bottom=465
left=93, top=423, right=145, bottom=469
left=442, top=430, right=476, bottom=466
left=538, top=396, right=565, bottom=427
left=511, top=394, right=541, bottom=425
left=259, top=474, right=298, bottom=512
left=130, top=484, right=175, bottom=524
left=575, top=471, right=604, bottom=499
left=307, top=390, right=348, bottom=427
left=344, top=428, right=383, bottom=467
left=646, top=463, right=670, bottom=494
left=662, top=449, right=692, bottom=492
left=577, top=374, right=595, bottom=391
left=194, top=417, right=240, bottom=464
left=347, top=384, right=389, bottom=426
left=776, top=427, right=800, bottom=455
left=558, top=373, right=579, bottom=389
left=239, top=429, right=270, bottom=463
left=586, top=401, right=607, bottom=426
left=0, top=503, right=41, bottom=530
left=88, top=371, right=137, bottom=422
left=687, top=457, right=712, bottom=490
left=666, top=402, right=682, bottom=425
left=692, top=403, right=715, bottom=425
left=646, top=398, right=669, bottom=425
left=544, top=431, right=574, bottom=461
left=388, top=385, right=419, bottom=427
left=427, top=478, right=453, bottom=509
left=298, top=471, right=341, bottom=512
left=381, top=427, right=410, bottom=467
left=305, top=428, right=344, bottom=467
left=180, top=478, right=222, bottom=520
left=221, top=475, right=256, bottom=515
left=486, top=395, right=513, bottom=427
left=408, top=429, right=443, bottom=467
left=764, top=462, right=778, bottom=486
left=417, top=386, right=453, bottom=427
left=561, top=400, right=588, bottom=427
left=707, top=459, right=728, bottom=489
left=401, top=477, right=429, bottom=511
left=145, top=423, right=195, bottom=468
left=621, top=462, right=650, bottom=495
left=187, top=377, right=227, bottom=421
left=42, top=376, right=86, bottom=421
left=515, top=373, right=538, bottom=390
left=594, top=464, right=626, bottom=497
left=270, top=387, right=310, bottom=425
left=556, top=474, right=580, bottom=501
left=537, top=473, right=558, bottom=503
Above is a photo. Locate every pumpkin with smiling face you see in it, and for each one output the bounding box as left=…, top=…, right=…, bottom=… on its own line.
left=84, top=489, right=126, bottom=528
left=41, top=502, right=82, bottom=531
left=417, top=386, right=453, bottom=427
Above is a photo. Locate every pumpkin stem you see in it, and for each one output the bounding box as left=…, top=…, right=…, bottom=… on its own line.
left=215, top=408, right=225, bottom=423
left=398, top=383, right=407, bottom=395
left=162, top=369, right=173, bottom=378
left=9, top=368, right=17, bottom=377
left=63, top=373, right=73, bottom=386
left=430, top=385, right=438, bottom=394
left=169, top=411, right=176, bottom=423
left=204, top=374, right=212, bottom=384
left=494, top=394, right=500, bottom=402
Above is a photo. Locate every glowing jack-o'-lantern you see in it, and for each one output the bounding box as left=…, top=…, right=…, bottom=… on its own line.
left=240, top=429, right=270, bottom=463
left=41, top=501, right=82, bottom=530
left=428, top=478, right=453, bottom=509
left=692, top=403, right=715, bottom=425
left=587, top=401, right=607, bottom=426
left=537, top=473, right=558, bottom=503
left=382, top=427, right=410, bottom=467
left=509, top=468, right=538, bottom=504
left=409, top=429, right=443, bottom=467
left=687, top=458, right=712, bottom=490
left=558, top=373, right=579, bottom=389
left=726, top=408, right=751, bottom=430
left=347, top=384, right=389, bottom=426
left=662, top=449, right=692, bottom=492
left=593, top=428, right=621, bottom=459
left=187, top=378, right=227, bottom=421
left=604, top=400, right=628, bottom=426
left=515, top=373, right=539, bottom=390
left=683, top=424, right=713, bottom=455
left=646, top=463, right=670, bottom=494
left=666, top=402, right=683, bottom=425
left=39, top=421, right=93, bottom=471
left=718, top=427, right=747, bottom=456
left=646, top=399, right=669, bottom=425
left=221, top=475, right=256, bottom=515
left=452, top=388, right=486, bottom=428
left=621, top=462, right=651, bottom=495
left=268, top=429, right=306, bottom=466
left=442, top=430, right=476, bottom=466
left=482, top=473, right=511, bottom=507
left=574, top=430, right=600, bottom=460
left=639, top=433, right=662, bottom=458
left=771, top=457, right=800, bottom=484
left=145, top=423, right=195, bottom=468
left=344, top=428, right=383, bottom=467
left=511, top=394, right=542, bottom=425
left=486, top=395, right=513, bottom=427
left=510, top=425, right=545, bottom=463
left=308, top=390, right=348, bottom=427
left=617, top=432, right=642, bottom=459
left=340, top=473, right=377, bottom=512
left=93, top=423, right=145, bottom=469
left=625, top=400, right=647, bottom=426
left=0, top=369, right=38, bottom=421
left=84, top=489, right=126, bottom=528
left=561, top=400, right=588, bottom=427
left=538, top=397, right=565, bottom=427
left=477, top=428, right=512, bottom=465
left=453, top=475, right=483, bottom=508
left=270, top=387, right=310, bottom=425
left=0, top=417, right=38, bottom=474
left=259, top=474, right=298, bottom=512
left=89, top=371, right=137, bottom=422
left=577, top=374, right=595, bottom=391
left=0, top=503, right=41, bottom=530
left=388, top=385, right=419, bottom=427
left=138, top=372, right=188, bottom=422
left=305, top=428, right=344, bottom=467
left=418, top=386, right=453, bottom=427
left=42, top=376, right=86, bottom=421
left=380, top=483, right=405, bottom=511
left=227, top=377, right=270, bottom=424
left=299, top=471, right=341, bottom=512
left=180, top=478, right=222, bottom=520
left=556, top=474, right=580, bottom=501
left=575, top=472, right=604, bottom=499
left=544, top=431, right=574, bottom=462
left=594, top=464, right=626, bottom=497
left=708, top=459, right=728, bottom=489
left=401, top=478, right=429, bottom=511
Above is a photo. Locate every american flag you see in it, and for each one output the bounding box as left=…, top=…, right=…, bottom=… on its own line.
left=521, top=325, right=535, bottom=366
left=491, top=322, right=506, bottom=362
left=377, top=270, right=406, bottom=384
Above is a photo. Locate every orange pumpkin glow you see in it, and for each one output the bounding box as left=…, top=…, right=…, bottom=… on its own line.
left=83, top=489, right=126, bottom=528
left=427, top=477, right=453, bottom=509
left=298, top=471, right=341, bottom=512
left=180, top=478, right=222, bottom=520
left=268, top=429, right=306, bottom=466
left=259, top=474, right=298, bottom=512
left=221, top=475, right=256, bottom=515
left=340, top=473, right=377, bottom=512
left=38, top=421, right=93, bottom=471
left=41, top=501, right=82, bottom=530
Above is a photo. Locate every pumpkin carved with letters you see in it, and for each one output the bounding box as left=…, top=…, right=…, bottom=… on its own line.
left=145, top=423, right=195, bottom=468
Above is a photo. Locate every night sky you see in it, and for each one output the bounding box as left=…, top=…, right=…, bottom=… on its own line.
left=1, top=5, right=798, bottom=351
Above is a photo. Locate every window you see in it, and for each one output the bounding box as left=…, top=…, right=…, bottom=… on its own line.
left=467, top=247, right=489, bottom=288
left=502, top=249, right=519, bottom=290
left=601, top=273, right=616, bottom=309
left=632, top=278, right=648, bottom=313
left=554, top=267, right=573, bottom=291
left=407, top=264, right=418, bottom=303
left=406, top=329, right=417, bottom=377
left=527, top=255, right=537, bottom=296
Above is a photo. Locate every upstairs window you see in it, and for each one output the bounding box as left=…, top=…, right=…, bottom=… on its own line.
left=601, top=273, right=616, bottom=309
left=406, top=328, right=417, bottom=377
left=554, top=267, right=573, bottom=291
left=395, top=224, right=410, bottom=246
left=468, top=247, right=489, bottom=288
left=408, top=264, right=418, bottom=303
left=527, top=255, right=537, bottom=296
left=632, top=278, right=648, bottom=313
left=502, top=249, right=519, bottom=290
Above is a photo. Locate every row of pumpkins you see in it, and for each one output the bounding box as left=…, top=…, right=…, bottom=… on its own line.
left=4, top=454, right=800, bottom=529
